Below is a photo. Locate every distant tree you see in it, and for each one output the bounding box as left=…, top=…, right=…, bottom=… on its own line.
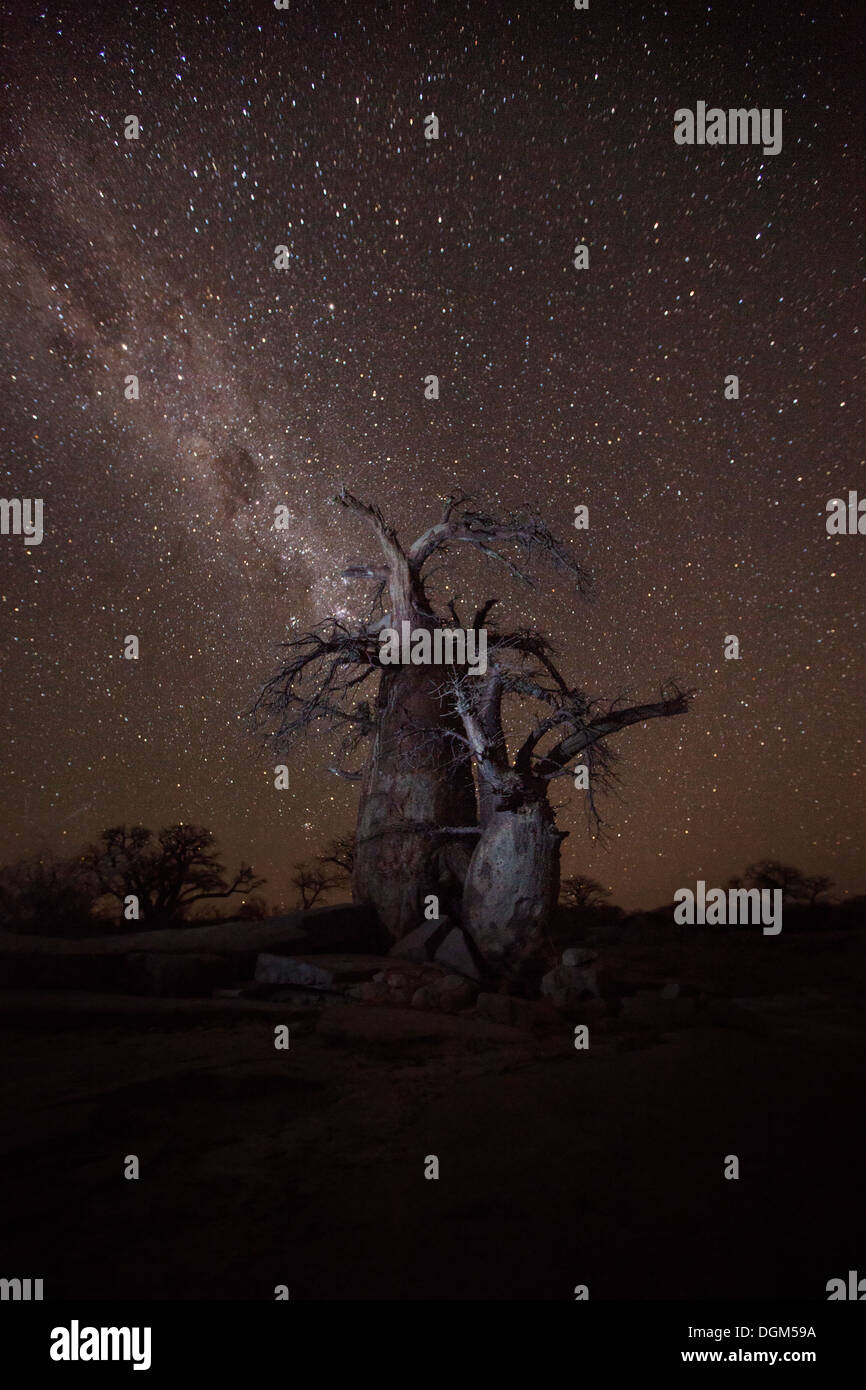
left=290, top=861, right=331, bottom=910
left=81, top=824, right=263, bottom=927
left=802, top=873, right=834, bottom=906
left=317, top=834, right=355, bottom=884
left=560, top=875, right=612, bottom=910
left=0, top=853, right=94, bottom=935
left=731, top=860, right=834, bottom=906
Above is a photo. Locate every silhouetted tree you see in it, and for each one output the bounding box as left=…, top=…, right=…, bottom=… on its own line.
left=560, top=874, right=612, bottom=909
left=254, top=488, right=590, bottom=939
left=803, top=874, right=834, bottom=906
left=730, top=860, right=834, bottom=906
left=81, top=824, right=263, bottom=927
left=290, top=861, right=331, bottom=910
left=317, top=834, right=355, bottom=884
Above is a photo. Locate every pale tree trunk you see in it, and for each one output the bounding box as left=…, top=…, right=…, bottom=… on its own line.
left=352, top=664, right=477, bottom=940
left=458, top=677, right=690, bottom=977
left=461, top=792, right=563, bottom=978
left=336, top=490, right=480, bottom=937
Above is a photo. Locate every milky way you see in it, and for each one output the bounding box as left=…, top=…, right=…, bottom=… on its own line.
left=0, top=0, right=861, bottom=910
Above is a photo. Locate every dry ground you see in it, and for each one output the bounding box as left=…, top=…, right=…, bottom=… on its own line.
left=1, top=926, right=864, bottom=1300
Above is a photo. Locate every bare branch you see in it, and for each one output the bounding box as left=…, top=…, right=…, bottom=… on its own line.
left=250, top=620, right=381, bottom=752
left=406, top=497, right=593, bottom=595
left=536, top=685, right=694, bottom=778
left=334, top=485, right=414, bottom=617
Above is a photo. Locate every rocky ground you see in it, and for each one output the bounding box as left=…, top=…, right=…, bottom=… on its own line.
left=1, top=923, right=864, bottom=1300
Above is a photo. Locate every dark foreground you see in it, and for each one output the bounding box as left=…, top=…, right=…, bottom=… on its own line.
left=1, top=926, right=864, bottom=1301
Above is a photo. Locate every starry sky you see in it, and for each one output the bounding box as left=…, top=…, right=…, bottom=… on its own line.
left=0, top=0, right=861, bottom=912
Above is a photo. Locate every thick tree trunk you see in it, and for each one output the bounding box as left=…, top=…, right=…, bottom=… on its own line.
left=352, top=665, right=477, bottom=940
left=461, top=793, right=563, bottom=977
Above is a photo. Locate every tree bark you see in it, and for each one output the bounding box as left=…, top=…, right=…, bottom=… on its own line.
left=352, top=664, right=478, bottom=940
left=459, top=687, right=690, bottom=976
left=461, top=793, right=563, bottom=978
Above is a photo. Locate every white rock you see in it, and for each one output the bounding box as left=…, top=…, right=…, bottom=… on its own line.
left=254, top=955, right=333, bottom=989
left=433, top=927, right=481, bottom=979
left=389, top=920, right=448, bottom=961
left=562, top=947, right=599, bottom=967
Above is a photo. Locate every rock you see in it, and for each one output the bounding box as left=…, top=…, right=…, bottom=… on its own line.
left=661, top=981, right=680, bottom=999
left=385, top=971, right=409, bottom=989
left=269, top=990, right=324, bottom=1008
left=562, top=948, right=599, bottom=967
left=433, top=927, right=481, bottom=980
left=541, top=961, right=600, bottom=1011
left=388, top=919, right=449, bottom=962
left=254, top=955, right=334, bottom=989
left=0, top=951, right=117, bottom=993
left=428, top=974, right=476, bottom=1013
left=346, top=980, right=389, bottom=1004
left=411, top=986, right=433, bottom=1009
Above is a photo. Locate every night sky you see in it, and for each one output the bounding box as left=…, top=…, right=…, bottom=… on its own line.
left=0, top=0, right=861, bottom=912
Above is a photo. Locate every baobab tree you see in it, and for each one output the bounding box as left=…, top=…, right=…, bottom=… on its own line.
left=253, top=488, right=590, bottom=939
left=446, top=634, right=691, bottom=975
left=560, top=875, right=612, bottom=910
left=80, top=824, right=263, bottom=927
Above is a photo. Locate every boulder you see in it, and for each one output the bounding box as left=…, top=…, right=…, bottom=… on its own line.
left=254, top=955, right=334, bottom=989
left=389, top=919, right=449, bottom=962
left=379, top=971, right=411, bottom=1004
left=428, top=974, right=476, bottom=1013
left=0, top=903, right=384, bottom=998
left=541, top=959, right=600, bottom=1011
left=562, top=947, right=599, bottom=968
left=0, top=950, right=117, bottom=993
left=433, top=927, right=482, bottom=980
